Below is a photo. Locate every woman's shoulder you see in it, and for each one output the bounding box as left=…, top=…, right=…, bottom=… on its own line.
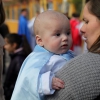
left=56, top=52, right=100, bottom=76
left=68, top=52, right=100, bottom=64
left=49, top=52, right=100, bottom=100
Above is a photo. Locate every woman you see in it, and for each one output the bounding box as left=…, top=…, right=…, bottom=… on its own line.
left=46, top=0, right=100, bottom=100
left=0, top=0, right=5, bottom=100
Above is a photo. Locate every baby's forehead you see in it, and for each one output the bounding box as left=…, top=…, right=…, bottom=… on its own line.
left=34, top=10, right=69, bottom=35
left=37, top=10, right=67, bottom=21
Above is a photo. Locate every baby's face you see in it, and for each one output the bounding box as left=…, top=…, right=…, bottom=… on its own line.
left=41, top=16, right=72, bottom=54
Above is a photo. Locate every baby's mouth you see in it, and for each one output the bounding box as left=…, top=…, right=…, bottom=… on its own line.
left=61, top=44, right=68, bottom=48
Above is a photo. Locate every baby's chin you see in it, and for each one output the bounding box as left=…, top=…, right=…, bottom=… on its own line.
left=53, top=51, right=68, bottom=55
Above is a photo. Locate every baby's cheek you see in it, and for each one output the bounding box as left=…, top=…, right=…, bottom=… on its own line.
left=49, top=45, right=58, bottom=52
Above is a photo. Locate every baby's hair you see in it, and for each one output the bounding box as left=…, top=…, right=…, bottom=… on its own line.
left=33, top=10, right=67, bottom=36
left=5, top=33, right=32, bottom=56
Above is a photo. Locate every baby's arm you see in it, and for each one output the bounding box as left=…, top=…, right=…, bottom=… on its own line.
left=39, top=55, right=66, bottom=95
left=39, top=71, right=55, bottom=95
left=39, top=72, right=64, bottom=95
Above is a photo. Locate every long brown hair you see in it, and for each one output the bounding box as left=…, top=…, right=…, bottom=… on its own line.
left=89, top=36, right=100, bottom=54
left=86, top=0, right=100, bottom=54
left=0, top=1, right=5, bottom=25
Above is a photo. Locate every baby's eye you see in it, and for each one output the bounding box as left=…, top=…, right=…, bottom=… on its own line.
left=56, top=33, right=60, bottom=36
left=66, top=32, right=70, bottom=35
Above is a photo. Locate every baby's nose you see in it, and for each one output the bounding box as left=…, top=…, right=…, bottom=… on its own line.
left=62, top=34, right=68, bottom=40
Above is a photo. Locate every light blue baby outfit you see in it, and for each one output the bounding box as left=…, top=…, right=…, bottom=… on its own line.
left=11, top=45, right=75, bottom=100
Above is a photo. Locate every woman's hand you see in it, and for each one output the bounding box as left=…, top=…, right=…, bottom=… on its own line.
left=52, top=77, right=65, bottom=90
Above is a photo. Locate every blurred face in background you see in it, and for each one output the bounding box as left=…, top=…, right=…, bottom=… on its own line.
left=80, top=3, right=100, bottom=49
left=4, top=38, right=17, bottom=53
left=22, top=10, right=28, bottom=18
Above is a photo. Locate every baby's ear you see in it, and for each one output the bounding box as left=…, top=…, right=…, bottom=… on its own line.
left=35, top=35, right=43, bottom=46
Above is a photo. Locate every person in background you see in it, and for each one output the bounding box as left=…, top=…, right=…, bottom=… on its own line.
left=0, top=23, right=9, bottom=75
left=11, top=10, right=75, bottom=100
left=0, top=0, right=6, bottom=100
left=45, top=0, right=100, bottom=100
left=3, top=34, right=32, bottom=100
left=70, top=13, right=82, bottom=55
left=28, top=11, right=40, bottom=50
left=0, top=23, right=9, bottom=38
left=18, top=8, right=31, bottom=46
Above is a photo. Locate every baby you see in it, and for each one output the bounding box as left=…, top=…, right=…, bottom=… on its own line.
left=11, top=10, right=75, bottom=100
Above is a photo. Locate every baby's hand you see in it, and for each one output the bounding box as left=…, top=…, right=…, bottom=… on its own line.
left=52, top=77, right=65, bottom=90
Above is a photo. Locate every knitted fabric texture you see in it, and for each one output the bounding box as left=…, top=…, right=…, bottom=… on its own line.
left=45, top=52, right=100, bottom=100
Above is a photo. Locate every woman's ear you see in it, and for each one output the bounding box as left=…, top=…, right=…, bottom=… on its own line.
left=35, top=35, right=43, bottom=46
